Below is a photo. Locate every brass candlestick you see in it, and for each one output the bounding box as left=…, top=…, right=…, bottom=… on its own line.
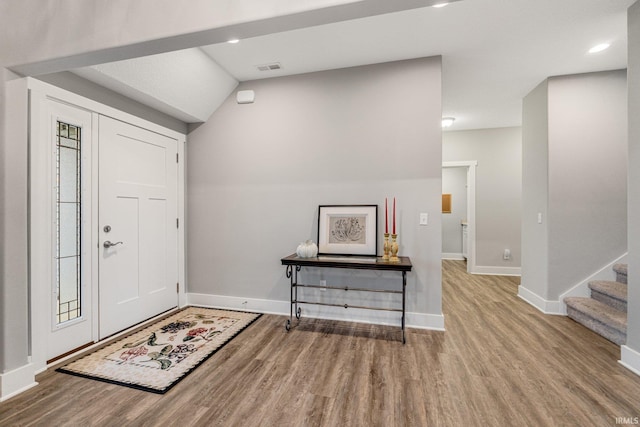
left=383, top=233, right=390, bottom=261
left=390, top=233, right=399, bottom=262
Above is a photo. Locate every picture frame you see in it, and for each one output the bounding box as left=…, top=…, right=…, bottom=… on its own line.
left=317, top=205, right=378, bottom=256
left=442, top=194, right=452, bottom=213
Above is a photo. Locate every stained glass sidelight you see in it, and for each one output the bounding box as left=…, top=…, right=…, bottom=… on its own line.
left=56, top=121, right=81, bottom=324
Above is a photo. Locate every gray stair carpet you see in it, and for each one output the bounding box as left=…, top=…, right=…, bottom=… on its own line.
left=588, top=280, right=627, bottom=312
left=565, top=297, right=627, bottom=345
left=563, top=263, right=628, bottom=345
left=614, top=263, right=627, bottom=284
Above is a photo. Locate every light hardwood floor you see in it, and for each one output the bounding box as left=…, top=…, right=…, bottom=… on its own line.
left=1, top=260, right=640, bottom=426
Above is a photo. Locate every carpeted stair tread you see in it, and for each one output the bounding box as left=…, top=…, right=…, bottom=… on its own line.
left=589, top=280, right=627, bottom=301
left=613, top=263, right=628, bottom=284
left=613, top=263, right=628, bottom=276
left=564, top=297, right=626, bottom=345
left=589, top=280, right=627, bottom=312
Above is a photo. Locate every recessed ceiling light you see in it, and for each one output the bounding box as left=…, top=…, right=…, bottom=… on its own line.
left=588, top=43, right=610, bottom=54
left=442, top=117, right=455, bottom=128
left=227, top=39, right=240, bottom=44
left=433, top=2, right=449, bottom=8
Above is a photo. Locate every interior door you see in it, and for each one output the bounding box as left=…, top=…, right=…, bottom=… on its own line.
left=98, top=115, right=178, bottom=338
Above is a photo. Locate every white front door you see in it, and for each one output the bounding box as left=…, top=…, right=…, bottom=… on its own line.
left=98, top=116, right=179, bottom=338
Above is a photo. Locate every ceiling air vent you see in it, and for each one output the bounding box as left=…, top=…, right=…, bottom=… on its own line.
left=256, top=62, right=282, bottom=72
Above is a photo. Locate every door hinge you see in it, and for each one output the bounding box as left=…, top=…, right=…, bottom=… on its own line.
left=176, top=282, right=180, bottom=293
left=176, top=153, right=179, bottom=163
left=176, top=218, right=179, bottom=228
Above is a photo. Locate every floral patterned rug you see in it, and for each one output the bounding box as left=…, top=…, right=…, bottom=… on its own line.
left=57, top=307, right=261, bottom=394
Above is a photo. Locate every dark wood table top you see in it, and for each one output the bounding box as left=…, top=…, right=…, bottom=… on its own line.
left=281, top=253, right=412, bottom=272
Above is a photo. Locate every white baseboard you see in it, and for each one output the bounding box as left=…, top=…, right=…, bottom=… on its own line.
left=0, top=363, right=38, bottom=402
left=620, top=345, right=640, bottom=377
left=187, top=293, right=445, bottom=331
left=442, top=253, right=465, bottom=260
left=517, top=285, right=563, bottom=315
left=472, top=265, right=521, bottom=276
left=408, top=312, right=445, bottom=331
left=188, top=293, right=290, bottom=316
left=558, top=253, right=628, bottom=315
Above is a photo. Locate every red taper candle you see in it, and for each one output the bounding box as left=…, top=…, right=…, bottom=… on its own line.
left=385, top=198, right=388, bottom=234
left=393, top=197, right=396, bottom=234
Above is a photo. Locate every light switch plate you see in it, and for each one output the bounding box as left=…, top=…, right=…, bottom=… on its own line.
left=419, top=213, right=429, bottom=225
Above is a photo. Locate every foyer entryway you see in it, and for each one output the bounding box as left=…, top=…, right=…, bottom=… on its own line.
left=29, top=81, right=185, bottom=369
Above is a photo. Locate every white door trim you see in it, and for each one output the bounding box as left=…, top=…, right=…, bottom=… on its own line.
left=442, top=161, right=478, bottom=274
left=27, top=78, right=187, bottom=373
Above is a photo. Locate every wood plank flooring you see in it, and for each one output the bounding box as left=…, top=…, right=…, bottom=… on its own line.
left=2, top=259, right=640, bottom=426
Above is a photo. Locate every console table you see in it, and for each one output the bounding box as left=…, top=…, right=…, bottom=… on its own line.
left=280, top=254, right=412, bottom=343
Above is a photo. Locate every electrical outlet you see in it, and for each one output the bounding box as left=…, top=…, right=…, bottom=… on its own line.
left=320, top=280, right=327, bottom=291
left=503, top=249, right=511, bottom=260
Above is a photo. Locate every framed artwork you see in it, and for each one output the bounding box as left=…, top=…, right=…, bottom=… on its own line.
left=317, top=205, right=378, bottom=256
left=442, top=194, right=452, bottom=213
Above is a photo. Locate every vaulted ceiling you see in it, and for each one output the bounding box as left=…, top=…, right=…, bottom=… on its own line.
left=70, top=0, right=635, bottom=130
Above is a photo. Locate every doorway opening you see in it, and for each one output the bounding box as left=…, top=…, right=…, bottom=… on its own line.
left=442, top=161, right=477, bottom=273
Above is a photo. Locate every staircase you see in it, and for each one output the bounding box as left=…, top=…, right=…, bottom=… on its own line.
left=564, top=263, right=627, bottom=345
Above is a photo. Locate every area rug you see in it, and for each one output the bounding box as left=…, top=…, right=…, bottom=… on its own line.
left=57, top=307, right=261, bottom=394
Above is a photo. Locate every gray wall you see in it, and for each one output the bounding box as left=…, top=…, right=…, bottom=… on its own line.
left=627, top=1, right=640, bottom=353
left=442, top=167, right=467, bottom=255
left=521, top=81, right=550, bottom=298
left=187, top=57, right=443, bottom=317
left=443, top=127, right=522, bottom=269
left=547, top=71, right=628, bottom=299
left=0, top=75, right=30, bottom=376
left=521, top=71, right=627, bottom=303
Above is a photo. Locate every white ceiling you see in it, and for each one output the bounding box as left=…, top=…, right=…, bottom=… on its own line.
left=73, top=0, right=635, bottom=131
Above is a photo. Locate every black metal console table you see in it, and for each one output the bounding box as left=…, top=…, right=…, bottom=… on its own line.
left=280, top=254, right=413, bottom=343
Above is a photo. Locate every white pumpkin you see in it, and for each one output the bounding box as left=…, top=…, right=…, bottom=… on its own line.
left=296, top=240, right=318, bottom=258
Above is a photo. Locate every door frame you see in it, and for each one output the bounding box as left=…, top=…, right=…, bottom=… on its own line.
left=28, top=78, right=187, bottom=373
left=442, top=161, right=477, bottom=274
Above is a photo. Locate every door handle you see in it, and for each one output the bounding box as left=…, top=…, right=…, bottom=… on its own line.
left=103, top=240, right=123, bottom=248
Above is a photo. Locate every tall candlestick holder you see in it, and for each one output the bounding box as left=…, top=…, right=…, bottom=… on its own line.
left=390, top=233, right=399, bottom=262
left=383, top=233, right=390, bottom=261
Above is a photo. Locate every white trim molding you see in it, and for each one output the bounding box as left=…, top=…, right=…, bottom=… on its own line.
left=517, top=286, right=563, bottom=315
left=187, top=293, right=446, bottom=331
left=188, top=293, right=290, bottom=316
left=473, top=265, right=521, bottom=276
left=442, top=252, right=465, bottom=260
left=620, top=345, right=640, bottom=377
left=0, top=363, right=38, bottom=402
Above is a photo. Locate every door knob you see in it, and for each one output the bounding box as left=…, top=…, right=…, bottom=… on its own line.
left=103, top=240, right=123, bottom=248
